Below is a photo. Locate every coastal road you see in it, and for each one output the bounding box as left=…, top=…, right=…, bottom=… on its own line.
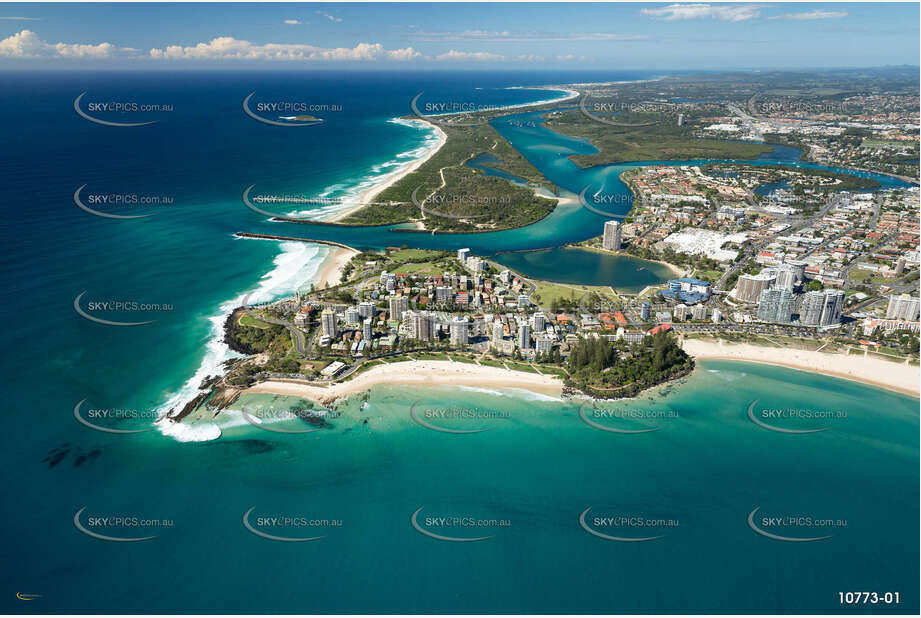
left=245, top=309, right=309, bottom=357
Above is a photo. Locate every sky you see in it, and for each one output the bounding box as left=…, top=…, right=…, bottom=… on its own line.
left=0, top=2, right=918, bottom=70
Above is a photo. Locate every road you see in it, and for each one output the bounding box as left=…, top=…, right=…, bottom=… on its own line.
left=245, top=309, right=309, bottom=357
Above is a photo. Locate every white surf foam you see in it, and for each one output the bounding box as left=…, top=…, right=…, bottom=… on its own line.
left=154, top=241, right=328, bottom=442
left=287, top=118, right=442, bottom=220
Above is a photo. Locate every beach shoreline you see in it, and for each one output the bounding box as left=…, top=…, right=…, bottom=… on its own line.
left=247, top=359, right=563, bottom=405
left=681, top=338, right=920, bottom=398
left=314, top=246, right=359, bottom=289
left=329, top=118, right=448, bottom=222
left=573, top=244, right=687, bottom=279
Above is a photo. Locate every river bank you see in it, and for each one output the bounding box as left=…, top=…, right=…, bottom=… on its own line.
left=574, top=244, right=687, bottom=279
left=681, top=337, right=920, bottom=397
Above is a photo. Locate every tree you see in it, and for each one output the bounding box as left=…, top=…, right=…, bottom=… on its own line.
left=805, top=280, right=823, bottom=292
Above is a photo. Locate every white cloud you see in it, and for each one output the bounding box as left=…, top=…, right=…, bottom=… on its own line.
left=641, top=3, right=767, bottom=22
left=410, top=30, right=645, bottom=42
left=516, top=54, right=545, bottom=62
left=0, top=16, right=41, bottom=21
left=316, top=11, right=342, bottom=23
left=434, top=50, right=505, bottom=62
left=387, top=47, right=421, bottom=61
left=149, top=36, right=416, bottom=61
left=769, top=10, right=848, bottom=20
left=283, top=19, right=302, bottom=25
left=0, top=29, right=117, bottom=58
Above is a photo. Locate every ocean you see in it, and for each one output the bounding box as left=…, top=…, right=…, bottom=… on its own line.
left=0, top=70, right=917, bottom=614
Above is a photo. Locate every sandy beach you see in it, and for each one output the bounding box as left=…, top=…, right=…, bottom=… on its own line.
left=248, top=359, right=563, bottom=405
left=681, top=338, right=920, bottom=397
left=327, top=87, right=578, bottom=224
left=329, top=118, right=448, bottom=222
left=313, top=246, right=359, bottom=288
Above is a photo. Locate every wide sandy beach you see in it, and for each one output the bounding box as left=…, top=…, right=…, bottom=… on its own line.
left=329, top=118, right=447, bottom=222
left=681, top=338, right=920, bottom=397
left=248, top=359, right=563, bottom=405
left=328, top=86, right=578, bottom=223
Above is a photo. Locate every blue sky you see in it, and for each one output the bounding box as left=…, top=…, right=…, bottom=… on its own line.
left=0, top=2, right=917, bottom=69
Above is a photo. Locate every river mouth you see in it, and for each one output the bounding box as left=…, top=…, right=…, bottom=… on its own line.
left=265, top=106, right=914, bottom=291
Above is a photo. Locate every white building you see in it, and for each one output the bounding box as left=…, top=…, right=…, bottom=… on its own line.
left=321, top=308, right=338, bottom=339
left=388, top=295, right=409, bottom=321
left=518, top=323, right=530, bottom=350
left=449, top=317, right=469, bottom=346
left=887, top=294, right=921, bottom=321
left=602, top=220, right=622, bottom=251
left=345, top=306, right=361, bottom=326
left=358, top=301, right=376, bottom=319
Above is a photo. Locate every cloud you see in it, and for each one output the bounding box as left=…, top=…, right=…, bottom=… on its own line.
left=0, top=29, right=118, bottom=57
left=641, top=3, right=767, bottom=22
left=769, top=10, right=848, bottom=20
left=283, top=19, right=302, bottom=25
left=434, top=49, right=505, bottom=61
left=387, top=47, right=421, bottom=61
left=516, top=54, right=545, bottom=62
left=316, top=11, right=342, bottom=23
left=0, top=16, right=41, bottom=20
left=148, top=36, right=417, bottom=61
left=409, top=29, right=646, bottom=42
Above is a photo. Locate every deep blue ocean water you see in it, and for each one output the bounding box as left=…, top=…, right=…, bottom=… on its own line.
left=0, top=70, right=917, bottom=614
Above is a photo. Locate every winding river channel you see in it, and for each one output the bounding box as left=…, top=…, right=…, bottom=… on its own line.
left=256, top=108, right=914, bottom=290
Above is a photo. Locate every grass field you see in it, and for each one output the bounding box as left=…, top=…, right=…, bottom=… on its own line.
left=239, top=314, right=273, bottom=329
left=848, top=267, right=895, bottom=285
left=526, top=279, right=621, bottom=310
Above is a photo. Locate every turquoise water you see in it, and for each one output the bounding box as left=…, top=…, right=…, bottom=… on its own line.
left=1, top=70, right=918, bottom=613
left=6, top=361, right=917, bottom=613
